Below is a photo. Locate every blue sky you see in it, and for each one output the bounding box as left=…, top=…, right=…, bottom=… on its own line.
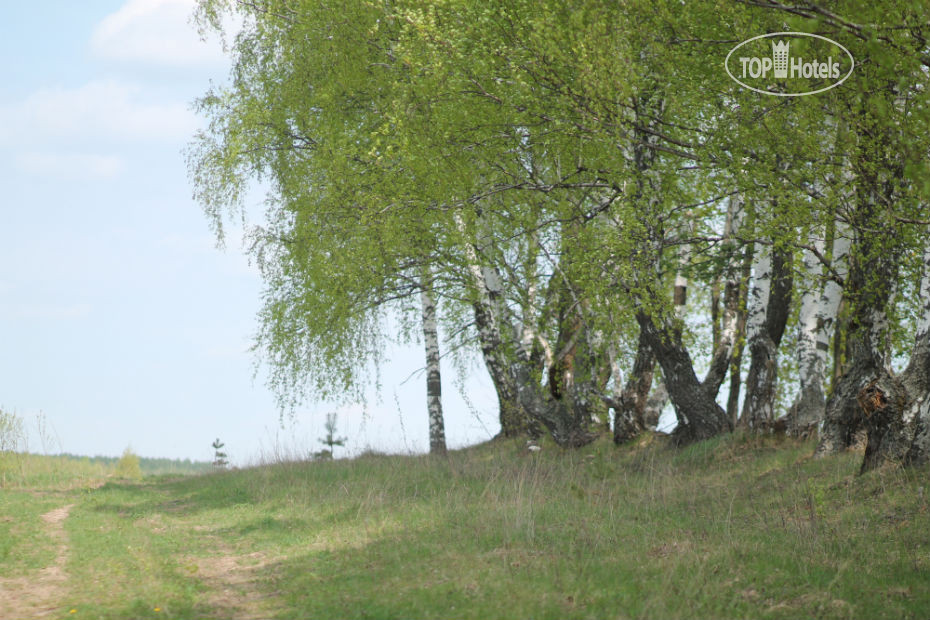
left=0, top=0, right=498, bottom=463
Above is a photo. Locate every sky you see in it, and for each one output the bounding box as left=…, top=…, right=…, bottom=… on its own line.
left=0, top=0, right=500, bottom=464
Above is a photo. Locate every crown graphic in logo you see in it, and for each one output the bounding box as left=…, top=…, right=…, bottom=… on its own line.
left=772, top=40, right=789, bottom=78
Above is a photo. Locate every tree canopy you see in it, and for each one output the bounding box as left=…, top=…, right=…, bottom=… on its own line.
left=190, top=0, right=930, bottom=470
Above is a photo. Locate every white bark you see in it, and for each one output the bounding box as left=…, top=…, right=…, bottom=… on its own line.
left=796, top=237, right=826, bottom=391
left=908, top=238, right=930, bottom=454
left=819, top=222, right=850, bottom=350
left=521, top=273, right=538, bottom=353
left=745, top=243, right=772, bottom=346
left=908, top=398, right=930, bottom=455
left=673, top=272, right=688, bottom=317
left=702, top=194, right=744, bottom=394
left=741, top=238, right=792, bottom=430
left=517, top=235, right=553, bottom=369
left=870, top=306, right=893, bottom=372
left=644, top=373, right=668, bottom=428
left=607, top=343, right=624, bottom=401
left=917, top=238, right=930, bottom=342
left=454, top=212, right=527, bottom=437
left=717, top=195, right=744, bottom=352
left=904, top=236, right=930, bottom=443
left=457, top=212, right=511, bottom=355
left=792, top=219, right=850, bottom=432
left=455, top=212, right=503, bottom=343
left=420, top=270, right=446, bottom=454
left=673, top=215, right=694, bottom=318
left=483, top=263, right=505, bottom=321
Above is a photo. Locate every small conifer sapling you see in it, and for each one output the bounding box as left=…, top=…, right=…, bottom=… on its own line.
left=212, top=438, right=228, bottom=469
left=313, top=413, right=347, bottom=460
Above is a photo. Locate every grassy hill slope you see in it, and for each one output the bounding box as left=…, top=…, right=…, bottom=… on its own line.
left=1, top=434, right=929, bottom=619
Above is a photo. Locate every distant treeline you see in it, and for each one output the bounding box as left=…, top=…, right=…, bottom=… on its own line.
left=58, top=453, right=213, bottom=475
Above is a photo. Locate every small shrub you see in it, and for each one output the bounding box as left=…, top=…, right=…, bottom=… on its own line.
left=32, top=411, right=59, bottom=454
left=0, top=408, right=25, bottom=453
left=0, top=409, right=26, bottom=486
left=115, top=447, right=142, bottom=479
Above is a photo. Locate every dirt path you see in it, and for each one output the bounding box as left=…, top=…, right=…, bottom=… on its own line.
left=191, top=550, right=283, bottom=619
left=0, top=503, right=75, bottom=619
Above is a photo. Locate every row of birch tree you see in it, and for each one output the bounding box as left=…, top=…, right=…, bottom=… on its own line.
left=189, top=0, right=930, bottom=471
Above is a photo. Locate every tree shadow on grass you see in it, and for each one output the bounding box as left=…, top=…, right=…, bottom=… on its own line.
left=90, top=475, right=261, bottom=519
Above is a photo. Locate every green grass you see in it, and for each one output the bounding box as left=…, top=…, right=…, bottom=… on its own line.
left=0, top=492, right=64, bottom=577
left=0, top=452, right=113, bottom=490
left=2, top=434, right=930, bottom=619
left=0, top=452, right=212, bottom=490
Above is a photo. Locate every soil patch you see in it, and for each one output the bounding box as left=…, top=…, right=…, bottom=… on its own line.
left=190, top=550, right=284, bottom=619
left=0, top=504, right=74, bottom=618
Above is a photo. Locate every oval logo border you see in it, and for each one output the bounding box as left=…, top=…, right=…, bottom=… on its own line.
left=724, top=32, right=854, bottom=97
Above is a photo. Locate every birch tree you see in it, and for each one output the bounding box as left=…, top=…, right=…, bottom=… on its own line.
left=789, top=218, right=850, bottom=435
left=190, top=0, right=457, bottom=449
left=740, top=241, right=793, bottom=430
left=420, top=268, right=447, bottom=454
left=799, top=7, right=930, bottom=470
left=189, top=0, right=930, bottom=465
left=903, top=238, right=930, bottom=464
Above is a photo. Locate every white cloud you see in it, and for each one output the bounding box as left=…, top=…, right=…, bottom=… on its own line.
left=0, top=79, right=197, bottom=145
left=91, top=0, right=227, bottom=68
left=16, top=152, right=124, bottom=180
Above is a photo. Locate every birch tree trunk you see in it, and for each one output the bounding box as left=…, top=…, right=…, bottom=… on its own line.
left=904, top=238, right=930, bottom=464
left=739, top=243, right=771, bottom=428
left=815, top=199, right=899, bottom=463
left=473, top=304, right=531, bottom=437
left=637, top=311, right=732, bottom=444
left=673, top=216, right=692, bottom=319
left=624, top=206, right=732, bottom=442
left=703, top=195, right=744, bottom=396
left=844, top=232, right=930, bottom=470
left=619, top=95, right=730, bottom=445
left=612, top=328, right=656, bottom=444
left=792, top=236, right=827, bottom=433
left=420, top=269, right=447, bottom=454
left=513, top=220, right=606, bottom=447
left=481, top=262, right=535, bottom=436
left=812, top=92, right=926, bottom=470
left=630, top=214, right=694, bottom=434
left=626, top=196, right=743, bottom=442
left=455, top=213, right=533, bottom=438
left=456, top=210, right=598, bottom=443
left=741, top=243, right=793, bottom=430
left=826, top=229, right=930, bottom=471
left=548, top=272, right=581, bottom=401
left=643, top=374, right=668, bottom=430
left=726, top=240, right=754, bottom=425
left=789, top=220, right=850, bottom=436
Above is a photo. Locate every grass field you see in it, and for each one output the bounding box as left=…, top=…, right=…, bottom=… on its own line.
left=1, top=433, right=929, bottom=619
